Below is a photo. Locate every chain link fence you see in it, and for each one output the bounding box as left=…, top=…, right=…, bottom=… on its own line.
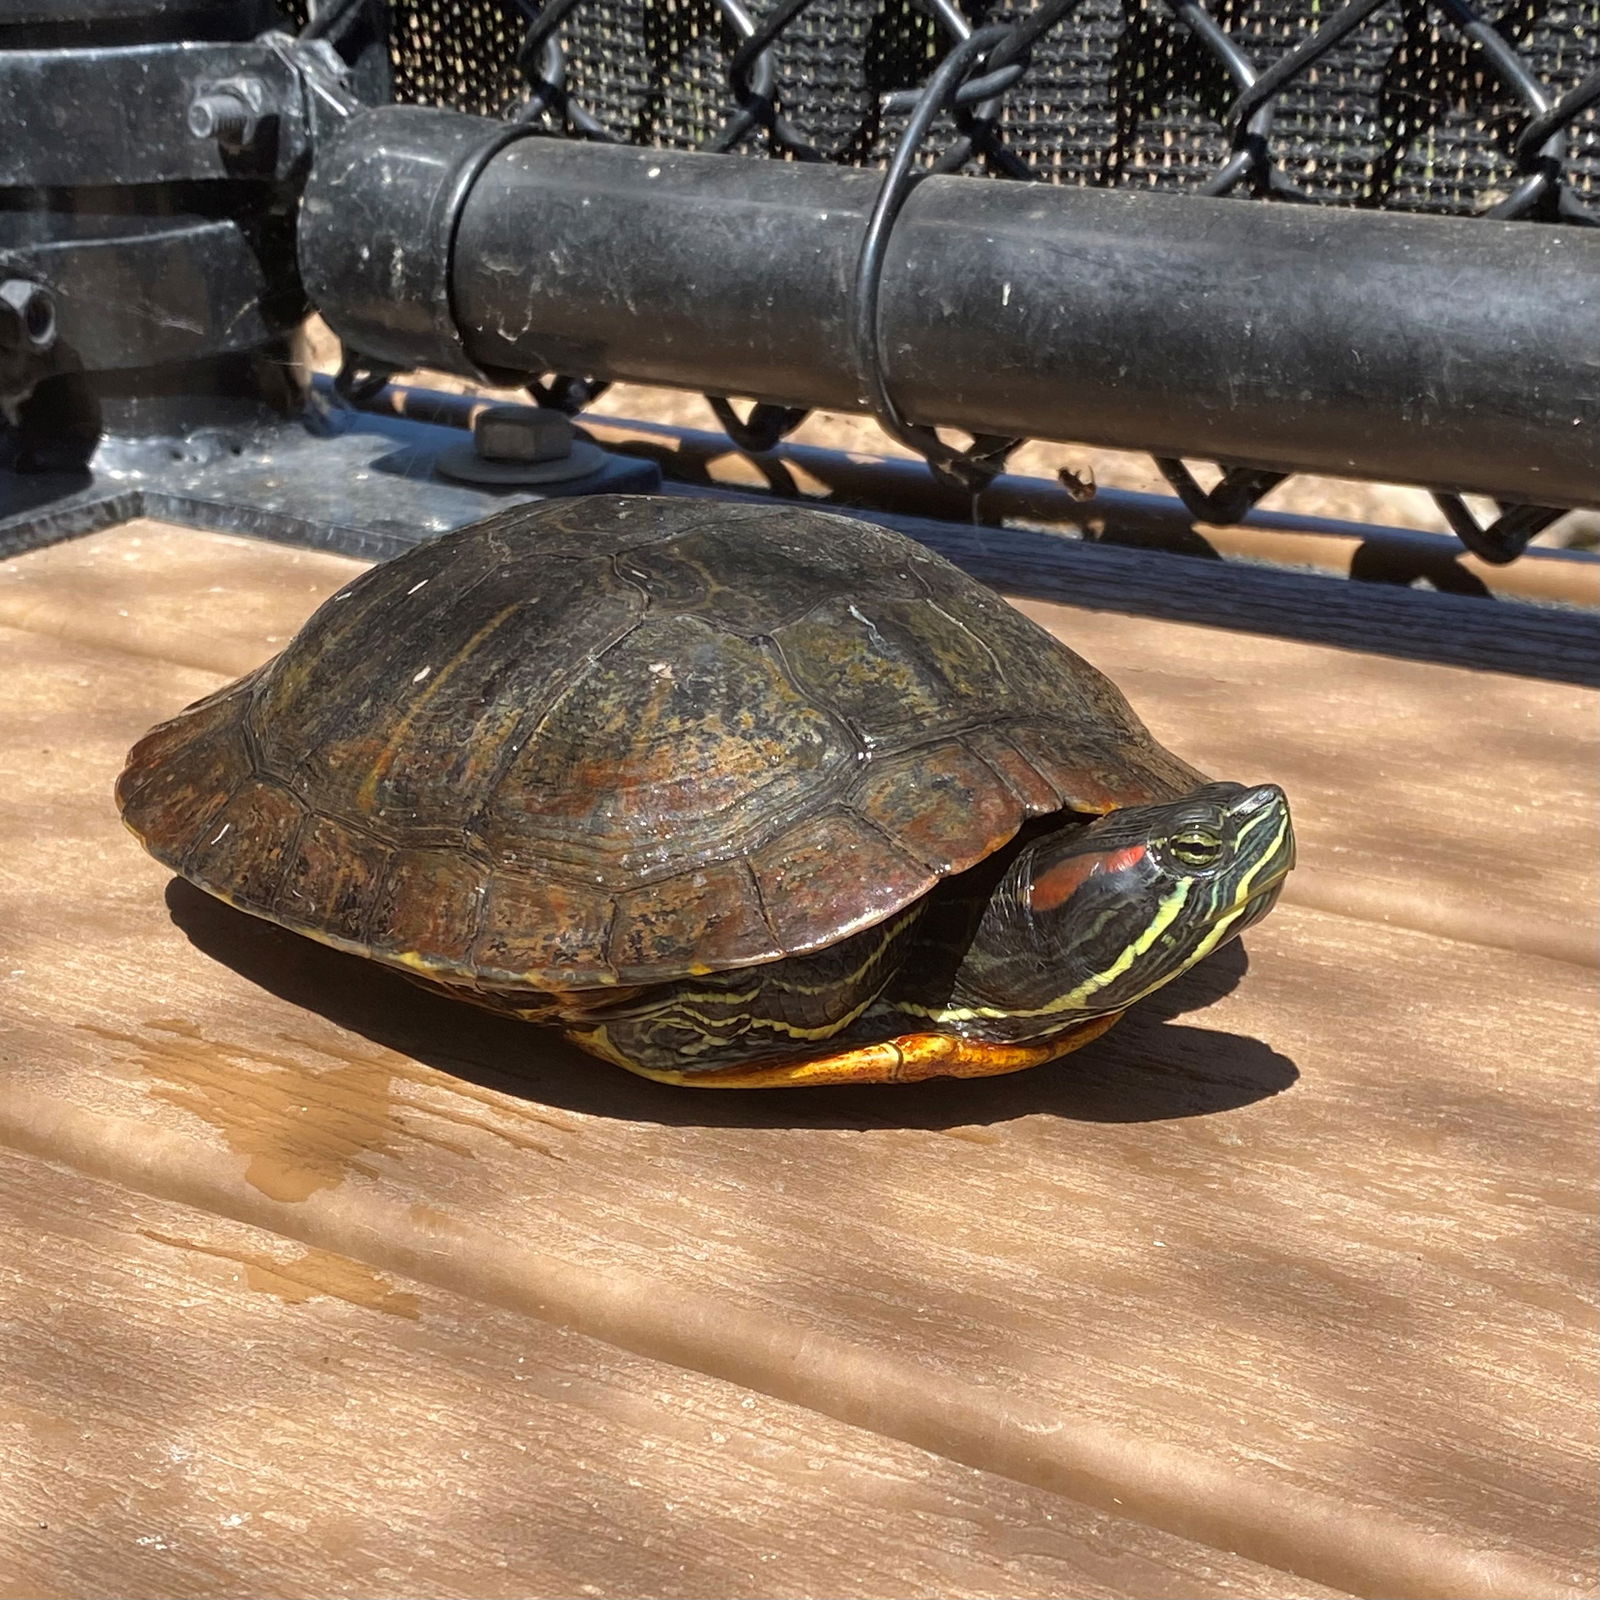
left=293, top=0, right=1600, bottom=562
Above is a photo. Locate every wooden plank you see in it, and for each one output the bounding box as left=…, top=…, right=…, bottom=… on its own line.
left=821, top=497, right=1600, bottom=688
left=2, top=528, right=1596, bottom=1599
left=2, top=1148, right=1328, bottom=1600
left=5, top=892, right=1590, bottom=1597
left=2, top=902, right=1592, bottom=1600
left=0, top=517, right=359, bottom=679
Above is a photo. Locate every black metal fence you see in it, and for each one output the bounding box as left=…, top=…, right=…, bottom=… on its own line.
left=374, top=0, right=1600, bottom=222
left=5, top=1, right=1594, bottom=566
left=281, top=0, right=1600, bottom=562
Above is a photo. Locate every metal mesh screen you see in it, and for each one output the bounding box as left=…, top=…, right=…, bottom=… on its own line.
left=383, top=0, right=527, bottom=115
left=331, top=0, right=1598, bottom=219
left=986, top=0, right=1599, bottom=213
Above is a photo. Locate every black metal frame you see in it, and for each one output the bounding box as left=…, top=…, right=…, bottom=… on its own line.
left=2, top=0, right=1597, bottom=576
left=0, top=0, right=658, bottom=556
left=305, top=109, right=1600, bottom=520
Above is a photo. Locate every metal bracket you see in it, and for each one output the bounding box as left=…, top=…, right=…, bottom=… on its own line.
left=0, top=388, right=659, bottom=564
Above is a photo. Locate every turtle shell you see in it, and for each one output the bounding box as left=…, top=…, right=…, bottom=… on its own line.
left=117, top=496, right=1206, bottom=989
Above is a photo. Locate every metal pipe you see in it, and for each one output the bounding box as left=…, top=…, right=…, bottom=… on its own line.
left=303, top=107, right=1600, bottom=508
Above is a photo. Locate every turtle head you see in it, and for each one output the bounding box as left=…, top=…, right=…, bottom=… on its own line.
left=955, top=782, right=1294, bottom=1034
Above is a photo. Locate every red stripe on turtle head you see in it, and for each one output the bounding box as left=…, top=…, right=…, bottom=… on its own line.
left=1029, top=844, right=1149, bottom=913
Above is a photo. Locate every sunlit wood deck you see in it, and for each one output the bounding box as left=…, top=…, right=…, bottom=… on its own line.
left=2, top=518, right=1595, bottom=1600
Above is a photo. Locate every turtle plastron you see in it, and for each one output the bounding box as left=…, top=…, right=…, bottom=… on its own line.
left=605, top=1010, right=1124, bottom=1088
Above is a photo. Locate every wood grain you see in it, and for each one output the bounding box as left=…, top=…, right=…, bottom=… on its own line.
left=2, top=526, right=1596, bottom=1600
left=3, top=1149, right=1333, bottom=1600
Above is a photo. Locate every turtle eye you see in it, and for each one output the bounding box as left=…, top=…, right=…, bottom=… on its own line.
left=1168, top=830, right=1223, bottom=868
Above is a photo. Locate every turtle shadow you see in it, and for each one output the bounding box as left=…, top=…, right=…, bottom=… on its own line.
left=164, top=879, right=1298, bottom=1131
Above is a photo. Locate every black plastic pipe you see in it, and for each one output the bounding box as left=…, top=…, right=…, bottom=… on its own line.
left=302, top=106, right=1600, bottom=507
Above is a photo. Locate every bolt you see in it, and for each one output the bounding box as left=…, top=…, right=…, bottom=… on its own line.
left=188, top=92, right=251, bottom=144
left=474, top=405, right=573, bottom=464
left=187, top=78, right=269, bottom=152
left=0, top=279, right=56, bottom=353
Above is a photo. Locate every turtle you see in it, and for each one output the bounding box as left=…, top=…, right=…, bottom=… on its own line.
left=116, top=494, right=1294, bottom=1089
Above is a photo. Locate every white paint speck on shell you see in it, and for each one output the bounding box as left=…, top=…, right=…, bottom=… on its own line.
left=206, top=823, right=232, bottom=846
left=412, top=665, right=432, bottom=684
left=846, top=604, right=886, bottom=648
left=406, top=578, right=430, bottom=594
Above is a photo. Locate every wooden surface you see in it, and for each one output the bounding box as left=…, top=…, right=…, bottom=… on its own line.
left=1, top=521, right=1596, bottom=1600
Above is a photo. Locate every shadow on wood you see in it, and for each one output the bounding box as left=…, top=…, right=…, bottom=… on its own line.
left=165, top=879, right=1299, bottom=1133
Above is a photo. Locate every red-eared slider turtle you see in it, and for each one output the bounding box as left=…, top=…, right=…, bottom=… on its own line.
left=117, top=495, right=1293, bottom=1088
